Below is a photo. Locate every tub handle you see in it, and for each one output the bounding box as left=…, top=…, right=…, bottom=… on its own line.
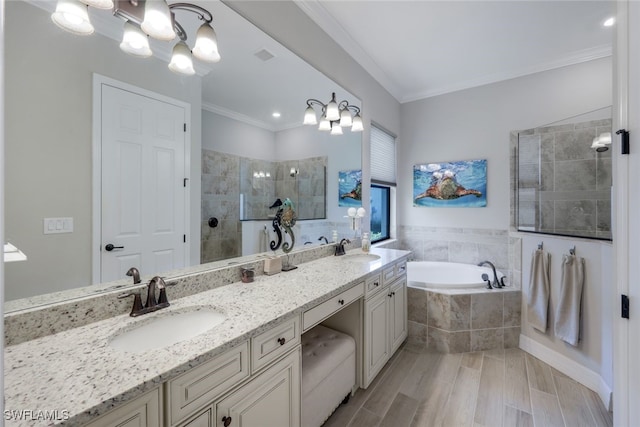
left=481, top=273, right=493, bottom=289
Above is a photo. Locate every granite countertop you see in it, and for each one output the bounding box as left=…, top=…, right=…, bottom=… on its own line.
left=4, top=248, right=410, bottom=426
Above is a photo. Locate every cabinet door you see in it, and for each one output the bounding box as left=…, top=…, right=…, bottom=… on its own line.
left=363, top=289, right=389, bottom=387
left=389, top=278, right=408, bottom=354
left=85, top=387, right=161, bottom=427
left=216, top=348, right=300, bottom=427
left=181, top=408, right=212, bottom=427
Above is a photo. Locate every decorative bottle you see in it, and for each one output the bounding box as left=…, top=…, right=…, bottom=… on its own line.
left=361, top=232, right=370, bottom=253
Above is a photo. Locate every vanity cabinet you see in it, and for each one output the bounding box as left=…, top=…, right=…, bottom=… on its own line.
left=362, top=261, right=407, bottom=388
left=85, top=387, right=162, bottom=427
left=215, top=348, right=300, bottom=427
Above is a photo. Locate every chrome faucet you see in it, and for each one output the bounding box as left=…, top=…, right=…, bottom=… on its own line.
left=477, top=261, right=502, bottom=288
left=318, top=236, right=329, bottom=245
left=335, top=239, right=351, bottom=256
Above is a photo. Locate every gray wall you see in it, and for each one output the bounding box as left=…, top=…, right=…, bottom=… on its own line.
left=4, top=1, right=202, bottom=300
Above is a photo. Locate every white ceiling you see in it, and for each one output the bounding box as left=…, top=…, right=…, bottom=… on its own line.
left=296, top=0, right=615, bottom=103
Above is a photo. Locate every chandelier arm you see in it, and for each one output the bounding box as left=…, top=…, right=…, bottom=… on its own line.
left=168, top=3, right=213, bottom=23
left=306, top=99, right=325, bottom=109
left=174, top=19, right=187, bottom=41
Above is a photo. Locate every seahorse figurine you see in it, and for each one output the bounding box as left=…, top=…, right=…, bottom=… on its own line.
left=280, top=198, right=297, bottom=253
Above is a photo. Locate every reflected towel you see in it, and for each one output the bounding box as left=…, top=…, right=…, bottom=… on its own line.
left=554, top=254, right=585, bottom=346
left=527, top=249, right=551, bottom=332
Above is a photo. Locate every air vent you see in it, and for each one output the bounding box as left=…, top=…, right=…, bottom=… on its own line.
left=254, top=48, right=275, bottom=62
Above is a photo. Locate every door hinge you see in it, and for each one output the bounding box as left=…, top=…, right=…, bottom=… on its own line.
left=617, top=129, right=629, bottom=155
left=183, top=123, right=187, bottom=132
left=622, top=294, right=630, bottom=319
left=183, top=178, right=189, bottom=187
left=183, top=234, right=186, bottom=243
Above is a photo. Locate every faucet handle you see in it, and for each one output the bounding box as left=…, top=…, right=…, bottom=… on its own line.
left=118, top=290, right=144, bottom=317
left=151, top=276, right=170, bottom=307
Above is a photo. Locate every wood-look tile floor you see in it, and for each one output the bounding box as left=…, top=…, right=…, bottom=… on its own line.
left=322, top=346, right=612, bottom=427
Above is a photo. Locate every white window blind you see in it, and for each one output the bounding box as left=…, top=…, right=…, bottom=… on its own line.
left=370, top=125, right=396, bottom=185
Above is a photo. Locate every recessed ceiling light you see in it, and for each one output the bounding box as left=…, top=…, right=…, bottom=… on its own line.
left=603, top=17, right=615, bottom=27
left=272, top=112, right=281, bottom=118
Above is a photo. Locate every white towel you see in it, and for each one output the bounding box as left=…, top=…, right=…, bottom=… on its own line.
left=526, top=249, right=551, bottom=332
left=554, top=254, right=585, bottom=346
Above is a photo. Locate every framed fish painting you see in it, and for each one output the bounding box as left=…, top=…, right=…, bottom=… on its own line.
left=339, top=169, right=362, bottom=207
left=413, top=159, right=487, bottom=207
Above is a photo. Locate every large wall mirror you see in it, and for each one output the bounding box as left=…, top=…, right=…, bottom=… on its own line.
left=5, top=0, right=362, bottom=307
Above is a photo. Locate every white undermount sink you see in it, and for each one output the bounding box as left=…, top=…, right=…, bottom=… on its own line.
left=342, top=253, right=381, bottom=263
left=109, top=308, right=226, bottom=353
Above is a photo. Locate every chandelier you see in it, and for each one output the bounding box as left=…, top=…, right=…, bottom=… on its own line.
left=303, top=92, right=363, bottom=135
left=50, top=0, right=220, bottom=75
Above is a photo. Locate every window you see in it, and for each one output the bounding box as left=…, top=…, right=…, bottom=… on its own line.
left=370, top=184, right=390, bottom=242
left=370, top=125, right=396, bottom=243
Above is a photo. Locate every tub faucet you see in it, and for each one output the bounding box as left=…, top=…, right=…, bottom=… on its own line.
left=318, top=236, right=329, bottom=245
left=477, top=261, right=502, bottom=288
left=335, top=239, right=350, bottom=256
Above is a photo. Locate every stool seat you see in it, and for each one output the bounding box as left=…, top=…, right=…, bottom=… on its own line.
left=301, top=325, right=356, bottom=427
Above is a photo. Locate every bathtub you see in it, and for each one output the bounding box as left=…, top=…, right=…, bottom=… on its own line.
left=407, top=261, right=505, bottom=290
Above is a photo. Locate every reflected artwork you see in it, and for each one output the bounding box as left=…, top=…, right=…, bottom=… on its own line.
left=413, top=159, right=487, bottom=207
left=339, top=170, right=362, bottom=207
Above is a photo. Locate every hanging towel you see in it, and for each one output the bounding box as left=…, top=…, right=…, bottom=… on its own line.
left=526, top=249, right=551, bottom=332
left=554, top=254, right=585, bottom=346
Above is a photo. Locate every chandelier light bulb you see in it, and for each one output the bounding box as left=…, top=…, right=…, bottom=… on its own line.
left=330, top=121, right=343, bottom=135
left=304, top=106, right=318, bottom=125
left=325, top=93, right=340, bottom=121
left=318, top=116, right=331, bottom=131
left=193, top=23, right=221, bottom=63
left=80, top=0, right=113, bottom=10
left=351, top=113, right=364, bottom=132
left=141, top=0, right=176, bottom=41
left=120, top=21, right=152, bottom=57
left=340, top=108, right=353, bottom=127
left=51, top=0, right=95, bottom=35
left=168, top=41, right=196, bottom=75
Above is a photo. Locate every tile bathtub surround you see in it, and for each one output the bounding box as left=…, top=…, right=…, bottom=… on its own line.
left=4, top=242, right=343, bottom=346
left=398, top=226, right=521, bottom=289
left=407, top=287, right=521, bottom=353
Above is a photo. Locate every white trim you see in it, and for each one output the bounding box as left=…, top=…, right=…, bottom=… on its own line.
left=613, top=1, right=630, bottom=425
left=201, top=102, right=301, bottom=133
left=92, top=74, right=191, bottom=284
left=519, top=334, right=612, bottom=411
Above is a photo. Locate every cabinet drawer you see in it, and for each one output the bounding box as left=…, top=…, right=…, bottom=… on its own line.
left=395, top=261, right=407, bottom=276
left=364, top=273, right=383, bottom=297
left=251, top=316, right=301, bottom=373
left=382, top=265, right=396, bottom=286
left=167, top=341, right=250, bottom=426
left=303, top=283, right=364, bottom=331
left=86, top=387, right=161, bottom=427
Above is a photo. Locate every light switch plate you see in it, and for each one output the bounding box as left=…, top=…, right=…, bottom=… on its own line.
left=43, top=217, right=74, bottom=234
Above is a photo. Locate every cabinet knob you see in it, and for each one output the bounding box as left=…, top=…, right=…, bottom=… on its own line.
left=374, top=282, right=379, bottom=287
left=388, top=293, right=393, bottom=298
left=338, top=299, right=345, bottom=305
left=222, top=416, right=232, bottom=427
left=277, top=337, right=286, bottom=346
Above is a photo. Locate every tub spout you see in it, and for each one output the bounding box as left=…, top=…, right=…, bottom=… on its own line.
left=478, top=261, right=502, bottom=288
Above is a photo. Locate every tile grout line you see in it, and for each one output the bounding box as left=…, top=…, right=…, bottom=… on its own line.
left=470, top=351, right=486, bottom=426
left=550, top=368, right=569, bottom=427
left=524, top=354, right=539, bottom=427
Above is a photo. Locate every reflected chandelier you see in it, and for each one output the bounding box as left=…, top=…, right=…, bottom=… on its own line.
left=303, top=92, right=363, bottom=135
left=50, top=0, right=220, bottom=75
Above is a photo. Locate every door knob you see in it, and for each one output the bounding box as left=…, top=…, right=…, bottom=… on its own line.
left=105, top=243, right=124, bottom=252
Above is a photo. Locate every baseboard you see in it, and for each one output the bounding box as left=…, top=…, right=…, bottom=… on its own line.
left=519, top=334, right=612, bottom=410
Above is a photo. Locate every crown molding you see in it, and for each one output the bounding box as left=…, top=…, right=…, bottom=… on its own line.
left=401, top=45, right=613, bottom=103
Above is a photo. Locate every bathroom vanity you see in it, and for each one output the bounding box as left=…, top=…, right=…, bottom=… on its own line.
left=4, top=248, right=410, bottom=427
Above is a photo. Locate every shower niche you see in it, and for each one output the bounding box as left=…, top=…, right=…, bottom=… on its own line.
left=514, top=115, right=612, bottom=240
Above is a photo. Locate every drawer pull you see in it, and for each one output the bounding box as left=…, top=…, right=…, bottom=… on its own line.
left=399, top=266, right=406, bottom=272
left=374, top=282, right=379, bottom=287
left=388, top=293, right=393, bottom=298
left=222, top=416, right=232, bottom=427
left=277, top=337, right=286, bottom=346
left=338, top=299, right=345, bottom=305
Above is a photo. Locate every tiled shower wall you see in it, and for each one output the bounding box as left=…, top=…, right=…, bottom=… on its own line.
left=516, top=119, right=612, bottom=239
left=202, top=150, right=242, bottom=263
left=202, top=150, right=328, bottom=263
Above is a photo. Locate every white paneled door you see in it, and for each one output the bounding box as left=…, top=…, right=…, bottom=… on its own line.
left=99, top=83, right=187, bottom=283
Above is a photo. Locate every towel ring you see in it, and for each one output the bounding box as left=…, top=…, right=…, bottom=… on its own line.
left=538, top=242, right=543, bottom=250
left=569, top=246, right=576, bottom=256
